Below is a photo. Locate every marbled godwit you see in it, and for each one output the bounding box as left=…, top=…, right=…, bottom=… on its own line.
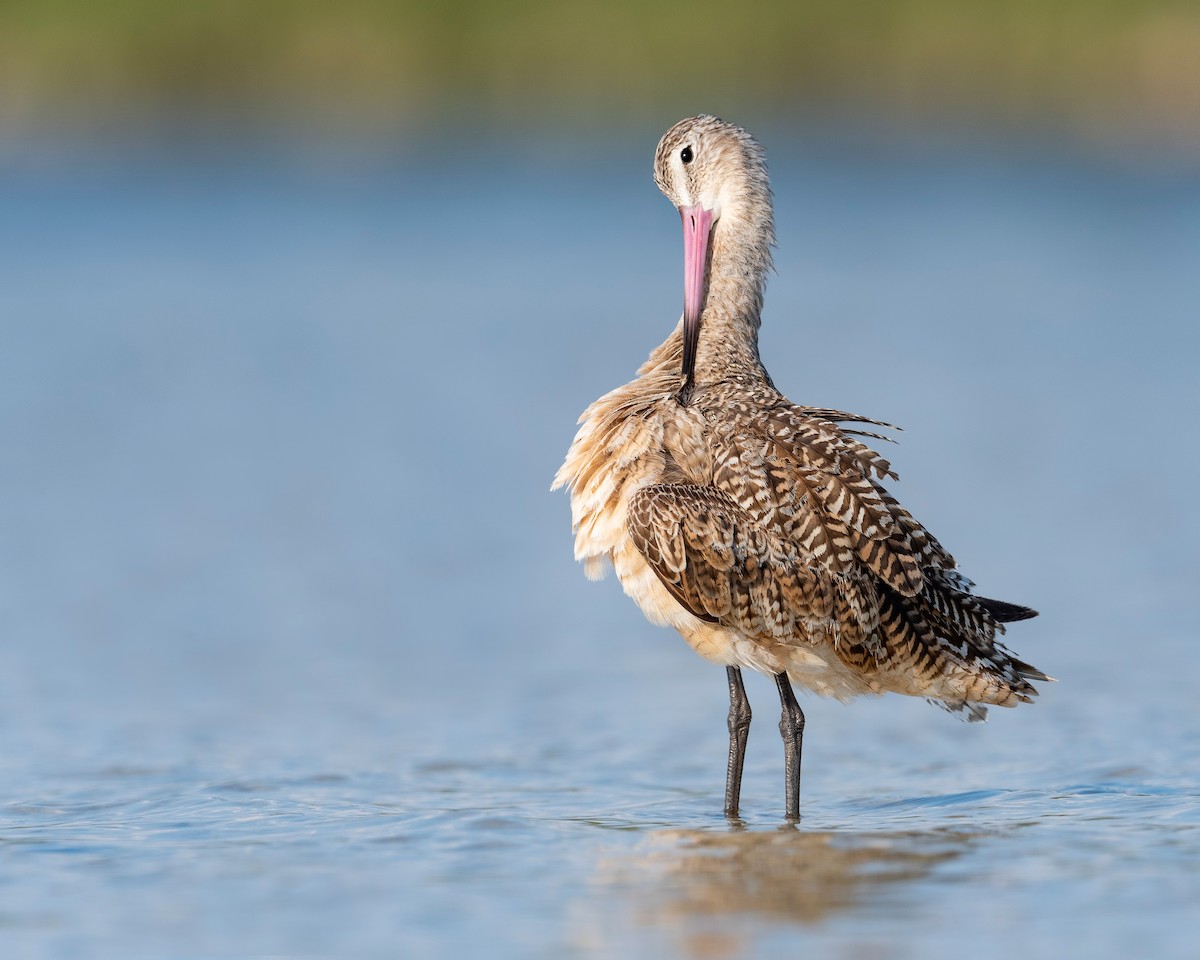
left=553, top=115, right=1047, bottom=821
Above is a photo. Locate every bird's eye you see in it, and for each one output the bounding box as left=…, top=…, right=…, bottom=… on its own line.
left=680, top=146, right=693, bottom=164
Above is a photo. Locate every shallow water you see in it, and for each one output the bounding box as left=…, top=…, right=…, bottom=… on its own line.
left=2, top=128, right=1198, bottom=957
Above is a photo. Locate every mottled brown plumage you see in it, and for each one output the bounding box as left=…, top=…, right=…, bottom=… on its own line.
left=553, top=115, right=1047, bottom=818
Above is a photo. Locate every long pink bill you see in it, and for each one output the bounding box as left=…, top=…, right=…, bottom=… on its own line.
left=679, top=204, right=714, bottom=395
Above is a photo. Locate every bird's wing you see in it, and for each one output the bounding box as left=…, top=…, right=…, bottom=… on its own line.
left=627, top=479, right=1044, bottom=708
left=705, top=402, right=955, bottom=600
left=630, top=398, right=1045, bottom=707
left=626, top=483, right=882, bottom=655
left=750, top=404, right=1046, bottom=702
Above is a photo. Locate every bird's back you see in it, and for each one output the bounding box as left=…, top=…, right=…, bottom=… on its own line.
left=557, top=351, right=1046, bottom=719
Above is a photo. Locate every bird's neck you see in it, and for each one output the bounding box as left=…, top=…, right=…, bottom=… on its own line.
left=691, top=212, right=773, bottom=384
left=641, top=201, right=775, bottom=391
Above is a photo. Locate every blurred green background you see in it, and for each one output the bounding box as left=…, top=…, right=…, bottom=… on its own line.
left=2, top=0, right=1198, bottom=150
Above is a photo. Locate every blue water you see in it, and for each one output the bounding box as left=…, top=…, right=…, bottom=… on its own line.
left=2, top=127, right=1198, bottom=958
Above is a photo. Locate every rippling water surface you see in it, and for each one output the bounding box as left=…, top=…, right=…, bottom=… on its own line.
left=2, top=128, right=1198, bottom=958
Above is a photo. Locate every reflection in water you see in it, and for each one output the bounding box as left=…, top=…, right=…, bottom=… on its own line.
left=592, top=827, right=976, bottom=959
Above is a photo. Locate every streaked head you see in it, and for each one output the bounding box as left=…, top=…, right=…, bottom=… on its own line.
left=653, top=114, right=770, bottom=221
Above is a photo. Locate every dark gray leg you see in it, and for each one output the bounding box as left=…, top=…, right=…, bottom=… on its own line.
left=724, top=667, right=751, bottom=819
left=774, top=672, right=805, bottom=821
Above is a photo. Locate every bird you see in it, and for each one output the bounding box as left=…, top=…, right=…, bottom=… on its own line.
left=552, top=115, right=1048, bottom=821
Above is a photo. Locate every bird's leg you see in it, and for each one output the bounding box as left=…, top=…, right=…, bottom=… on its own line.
left=724, top=666, right=751, bottom=819
left=774, top=672, right=805, bottom=821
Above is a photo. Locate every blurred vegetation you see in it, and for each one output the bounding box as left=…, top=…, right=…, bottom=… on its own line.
left=1, top=0, right=1198, bottom=144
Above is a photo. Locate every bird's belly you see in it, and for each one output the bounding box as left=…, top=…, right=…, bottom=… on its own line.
left=610, top=534, right=769, bottom=669
left=611, top=535, right=710, bottom=636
